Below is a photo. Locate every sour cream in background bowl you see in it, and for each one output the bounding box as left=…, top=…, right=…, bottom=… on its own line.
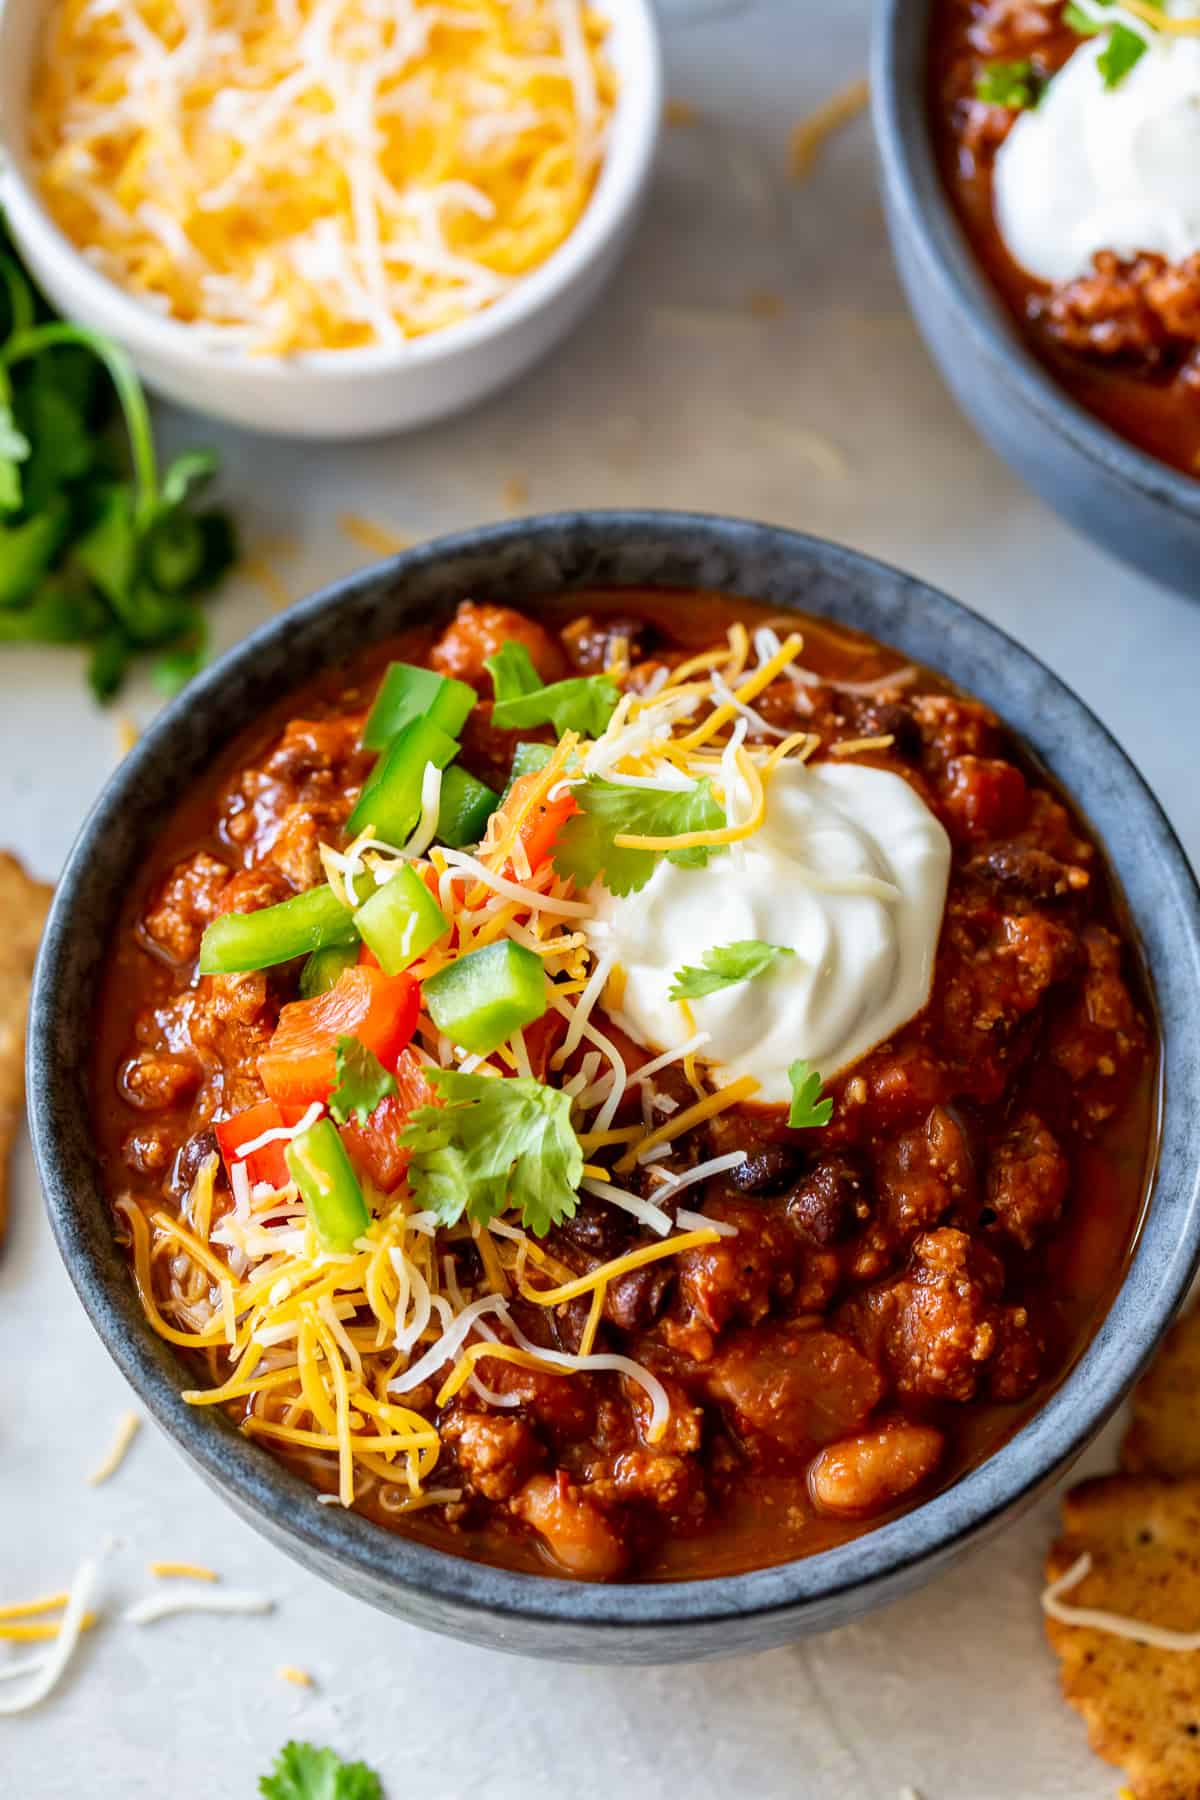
left=871, top=0, right=1200, bottom=596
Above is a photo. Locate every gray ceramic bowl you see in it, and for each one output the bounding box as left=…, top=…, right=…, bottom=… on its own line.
left=871, top=0, right=1200, bottom=598
left=28, top=512, right=1200, bottom=1663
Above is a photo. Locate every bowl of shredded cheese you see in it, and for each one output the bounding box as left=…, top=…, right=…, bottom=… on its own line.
left=0, top=0, right=660, bottom=437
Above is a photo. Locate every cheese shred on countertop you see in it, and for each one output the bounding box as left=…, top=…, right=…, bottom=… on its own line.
left=86, top=1409, right=141, bottom=1485
left=30, top=0, right=616, bottom=353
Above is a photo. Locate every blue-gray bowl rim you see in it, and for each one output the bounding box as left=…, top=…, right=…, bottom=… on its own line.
left=870, top=0, right=1200, bottom=521
left=28, top=508, right=1200, bottom=1636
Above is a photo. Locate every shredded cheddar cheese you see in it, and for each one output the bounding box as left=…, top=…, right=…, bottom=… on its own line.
left=148, top=1562, right=219, bottom=1582
left=87, top=1409, right=142, bottom=1485
left=30, top=0, right=616, bottom=354
left=789, top=77, right=870, bottom=181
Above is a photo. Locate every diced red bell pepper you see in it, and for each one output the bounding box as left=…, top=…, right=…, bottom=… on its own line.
left=259, top=966, right=420, bottom=1107
left=498, top=771, right=578, bottom=877
left=215, top=1100, right=310, bottom=1190
left=337, top=1046, right=438, bottom=1192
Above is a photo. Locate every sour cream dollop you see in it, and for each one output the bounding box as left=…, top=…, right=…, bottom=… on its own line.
left=994, top=7, right=1200, bottom=286
left=586, top=761, right=951, bottom=1105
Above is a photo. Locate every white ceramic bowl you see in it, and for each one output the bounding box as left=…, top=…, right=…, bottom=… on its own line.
left=0, top=0, right=661, bottom=440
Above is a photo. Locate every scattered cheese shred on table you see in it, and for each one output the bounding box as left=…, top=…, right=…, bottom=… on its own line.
left=30, top=0, right=616, bottom=353
left=789, top=77, right=870, bottom=181
left=338, top=514, right=411, bottom=557
left=86, top=1409, right=141, bottom=1485
left=277, top=1664, right=314, bottom=1687
left=148, top=1561, right=219, bottom=1582
left=124, top=1585, right=274, bottom=1626
left=0, top=1559, right=98, bottom=1717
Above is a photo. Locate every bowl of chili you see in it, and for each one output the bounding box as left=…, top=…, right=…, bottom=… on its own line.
left=872, top=0, right=1200, bottom=598
left=28, top=511, right=1200, bottom=1661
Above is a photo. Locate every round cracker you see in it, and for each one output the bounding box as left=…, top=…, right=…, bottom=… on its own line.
left=1122, top=1310, right=1200, bottom=1481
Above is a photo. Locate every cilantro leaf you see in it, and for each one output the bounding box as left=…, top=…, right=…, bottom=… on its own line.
left=328, top=1035, right=398, bottom=1127
left=486, top=641, right=620, bottom=739
left=1064, top=3, right=1150, bottom=87
left=552, top=776, right=727, bottom=897
left=669, top=939, right=795, bottom=1001
left=259, top=1740, right=383, bottom=1800
left=973, top=58, right=1043, bottom=109
left=787, top=1060, right=833, bottom=1131
left=399, top=1069, right=581, bottom=1237
left=1096, top=21, right=1148, bottom=86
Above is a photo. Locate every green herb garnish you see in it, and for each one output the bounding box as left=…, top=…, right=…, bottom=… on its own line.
left=0, top=215, right=236, bottom=699
left=486, top=641, right=620, bottom=739
left=787, top=1060, right=833, bottom=1131
left=259, top=1740, right=384, bottom=1800
left=973, top=58, right=1044, bottom=108
left=552, top=775, right=727, bottom=897
left=328, top=1035, right=398, bottom=1127
left=399, top=1069, right=582, bottom=1236
left=1064, top=2, right=1153, bottom=87
left=669, top=939, right=795, bottom=1001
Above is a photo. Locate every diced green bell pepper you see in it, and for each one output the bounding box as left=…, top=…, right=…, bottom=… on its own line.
left=299, top=941, right=360, bottom=998
left=423, top=939, right=547, bottom=1056
left=198, top=883, right=357, bottom=975
left=362, top=661, right=475, bottom=751
left=348, top=716, right=459, bottom=846
left=437, top=765, right=500, bottom=848
left=353, top=864, right=449, bottom=974
left=501, top=740, right=554, bottom=801
left=285, top=1118, right=370, bottom=1253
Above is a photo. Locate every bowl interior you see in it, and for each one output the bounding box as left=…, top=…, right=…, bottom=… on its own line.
left=870, top=0, right=1200, bottom=519
left=0, top=0, right=662, bottom=381
left=29, top=513, right=1200, bottom=1650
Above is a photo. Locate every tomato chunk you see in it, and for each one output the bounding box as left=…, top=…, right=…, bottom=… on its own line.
left=259, top=966, right=420, bottom=1106
left=215, top=1100, right=310, bottom=1189
left=497, top=770, right=578, bottom=876
left=338, top=1046, right=438, bottom=1192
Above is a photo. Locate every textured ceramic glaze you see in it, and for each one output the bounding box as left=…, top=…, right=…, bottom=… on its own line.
left=28, top=513, right=1200, bottom=1662
left=871, top=0, right=1200, bottom=598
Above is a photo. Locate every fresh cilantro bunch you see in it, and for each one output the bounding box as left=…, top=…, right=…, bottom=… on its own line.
left=486, top=641, right=620, bottom=738
left=669, top=939, right=794, bottom=1001
left=259, top=1741, right=383, bottom=1800
left=553, top=775, right=727, bottom=897
left=400, top=1068, right=582, bottom=1236
left=0, top=216, right=236, bottom=699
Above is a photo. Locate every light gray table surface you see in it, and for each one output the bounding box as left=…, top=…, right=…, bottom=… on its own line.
left=4, top=1, right=1198, bottom=1794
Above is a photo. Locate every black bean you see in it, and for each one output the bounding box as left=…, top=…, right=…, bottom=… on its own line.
left=728, top=1146, right=803, bottom=1195
left=785, top=1154, right=869, bottom=1245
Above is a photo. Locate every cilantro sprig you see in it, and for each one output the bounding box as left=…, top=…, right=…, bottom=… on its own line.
left=399, top=1068, right=582, bottom=1236
left=259, top=1740, right=383, bottom=1800
left=787, top=1060, right=833, bottom=1131
left=486, top=641, right=620, bottom=738
left=328, top=1036, right=397, bottom=1127
left=552, top=775, right=727, bottom=897
left=0, top=215, right=235, bottom=699
left=669, top=939, right=794, bottom=1001
left=1064, top=2, right=1154, bottom=87
left=973, top=58, right=1045, bottom=109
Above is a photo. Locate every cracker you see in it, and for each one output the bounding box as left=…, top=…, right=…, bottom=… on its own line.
left=1045, top=1473, right=1200, bottom=1800
left=0, top=852, right=54, bottom=1246
left=1122, top=1310, right=1200, bottom=1480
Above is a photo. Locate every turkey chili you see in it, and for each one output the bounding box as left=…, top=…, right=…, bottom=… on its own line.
left=91, top=590, right=1157, bottom=1581
left=931, top=0, right=1200, bottom=475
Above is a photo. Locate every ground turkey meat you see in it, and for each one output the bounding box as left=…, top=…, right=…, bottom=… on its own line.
left=985, top=1113, right=1070, bottom=1250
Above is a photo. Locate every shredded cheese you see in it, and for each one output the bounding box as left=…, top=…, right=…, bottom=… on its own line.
left=338, top=514, right=411, bottom=557
left=87, top=1409, right=142, bottom=1485
left=1042, top=1552, right=1200, bottom=1650
left=277, top=1664, right=314, bottom=1687
left=148, top=1561, right=219, bottom=1582
left=613, top=1075, right=760, bottom=1173
left=124, top=1586, right=274, bottom=1626
left=789, top=77, right=870, bottom=181
left=0, top=1559, right=98, bottom=1717
left=517, top=1227, right=720, bottom=1306
left=31, top=0, right=616, bottom=353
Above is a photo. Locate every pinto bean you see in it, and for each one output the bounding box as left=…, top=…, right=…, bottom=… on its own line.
left=511, top=1473, right=629, bottom=1579
left=808, top=1424, right=945, bottom=1518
